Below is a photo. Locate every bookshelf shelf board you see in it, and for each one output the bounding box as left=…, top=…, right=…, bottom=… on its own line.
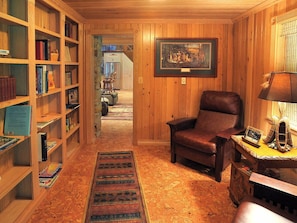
left=37, top=114, right=61, bottom=130
left=65, top=61, right=79, bottom=66
left=0, top=58, right=29, bottom=64
left=66, top=124, right=79, bottom=138
left=36, top=60, right=61, bottom=65
left=0, top=166, right=32, bottom=199
left=0, top=136, right=26, bottom=155
left=0, top=199, right=32, bottom=223
left=35, top=26, right=61, bottom=39
left=0, top=12, right=28, bottom=27
left=65, top=83, right=79, bottom=90
left=0, top=96, right=30, bottom=109
left=65, top=36, right=79, bottom=45
left=36, top=88, right=62, bottom=98
left=66, top=106, right=80, bottom=115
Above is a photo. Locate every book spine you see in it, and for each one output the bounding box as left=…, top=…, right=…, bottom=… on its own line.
left=0, top=78, right=5, bottom=102
left=11, top=77, right=16, bottom=99
left=38, top=132, right=48, bottom=161
left=36, top=66, right=43, bottom=94
left=42, top=65, right=48, bottom=94
left=3, top=77, right=8, bottom=101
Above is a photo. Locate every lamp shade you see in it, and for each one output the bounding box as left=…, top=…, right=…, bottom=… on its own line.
left=258, top=72, right=297, bottom=103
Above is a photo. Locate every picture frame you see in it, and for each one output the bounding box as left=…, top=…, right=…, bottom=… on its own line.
left=155, top=38, right=218, bottom=77
left=242, top=126, right=262, bottom=148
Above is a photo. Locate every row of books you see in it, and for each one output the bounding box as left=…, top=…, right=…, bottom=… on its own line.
left=65, top=21, right=77, bottom=39
left=36, top=65, right=55, bottom=94
left=39, top=162, right=62, bottom=188
left=0, top=76, right=16, bottom=102
left=36, top=39, right=51, bottom=60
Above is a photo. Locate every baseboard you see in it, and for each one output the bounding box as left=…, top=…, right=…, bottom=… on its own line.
left=137, top=140, right=170, bottom=146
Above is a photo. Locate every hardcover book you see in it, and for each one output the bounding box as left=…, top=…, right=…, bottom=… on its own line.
left=37, top=132, right=47, bottom=161
left=4, top=105, right=32, bottom=136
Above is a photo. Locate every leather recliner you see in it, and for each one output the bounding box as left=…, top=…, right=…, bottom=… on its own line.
left=167, top=90, right=243, bottom=182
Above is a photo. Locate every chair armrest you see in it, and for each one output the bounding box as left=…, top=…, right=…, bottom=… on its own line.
left=250, top=172, right=297, bottom=214
left=167, top=117, right=197, bottom=131
left=216, top=127, right=245, bottom=141
left=250, top=172, right=297, bottom=197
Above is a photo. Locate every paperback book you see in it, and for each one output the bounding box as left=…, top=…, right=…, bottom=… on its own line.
left=0, top=136, right=19, bottom=150
left=39, top=174, right=59, bottom=188
left=39, top=162, right=62, bottom=178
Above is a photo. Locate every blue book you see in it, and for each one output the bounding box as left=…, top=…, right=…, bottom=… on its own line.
left=36, top=66, right=43, bottom=94
left=4, top=105, right=32, bottom=136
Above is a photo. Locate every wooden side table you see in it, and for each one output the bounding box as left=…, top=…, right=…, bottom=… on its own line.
left=229, top=135, right=297, bottom=205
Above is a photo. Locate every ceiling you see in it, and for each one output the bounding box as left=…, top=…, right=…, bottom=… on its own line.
left=61, top=0, right=279, bottom=21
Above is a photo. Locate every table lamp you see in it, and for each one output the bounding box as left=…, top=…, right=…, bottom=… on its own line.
left=258, top=71, right=297, bottom=152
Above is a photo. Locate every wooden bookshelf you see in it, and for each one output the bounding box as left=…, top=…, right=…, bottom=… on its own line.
left=0, top=0, right=84, bottom=221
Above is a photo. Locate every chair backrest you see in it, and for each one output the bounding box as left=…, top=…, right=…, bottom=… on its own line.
left=195, top=91, right=242, bottom=133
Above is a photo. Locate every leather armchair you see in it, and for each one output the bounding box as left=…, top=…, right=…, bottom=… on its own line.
left=232, top=172, right=297, bottom=223
left=167, top=90, right=244, bottom=182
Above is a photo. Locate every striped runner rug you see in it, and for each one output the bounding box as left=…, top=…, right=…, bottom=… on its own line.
left=85, top=151, right=148, bottom=222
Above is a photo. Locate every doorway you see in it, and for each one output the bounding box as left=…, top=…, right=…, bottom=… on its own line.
left=95, top=35, right=134, bottom=134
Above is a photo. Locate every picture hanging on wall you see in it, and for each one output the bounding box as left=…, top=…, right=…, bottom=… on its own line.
left=155, top=38, right=218, bottom=77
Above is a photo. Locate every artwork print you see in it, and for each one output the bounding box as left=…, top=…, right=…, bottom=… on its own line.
left=155, top=38, right=217, bottom=77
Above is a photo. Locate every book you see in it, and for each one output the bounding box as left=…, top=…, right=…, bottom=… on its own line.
left=65, top=71, right=72, bottom=85
left=4, top=105, right=32, bottom=136
left=0, top=136, right=19, bottom=150
left=0, top=76, right=16, bottom=102
left=0, top=49, right=9, bottom=56
left=47, top=140, right=57, bottom=151
left=11, top=65, right=28, bottom=96
left=39, top=174, right=59, bottom=188
left=37, top=132, right=47, bottom=161
left=47, top=70, right=55, bottom=89
left=36, top=65, right=49, bottom=94
left=36, top=65, right=43, bottom=94
left=65, top=46, right=72, bottom=62
left=36, top=39, right=50, bottom=60
left=66, top=88, right=79, bottom=109
left=39, top=162, right=62, bottom=178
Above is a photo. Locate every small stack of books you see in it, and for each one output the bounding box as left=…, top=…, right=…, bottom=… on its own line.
left=39, top=162, right=62, bottom=188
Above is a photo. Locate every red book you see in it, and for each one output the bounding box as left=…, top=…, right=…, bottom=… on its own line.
left=0, top=78, right=5, bottom=101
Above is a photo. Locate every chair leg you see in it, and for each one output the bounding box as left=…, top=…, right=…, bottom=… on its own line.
left=171, top=152, right=176, bottom=163
left=215, top=168, right=222, bottom=182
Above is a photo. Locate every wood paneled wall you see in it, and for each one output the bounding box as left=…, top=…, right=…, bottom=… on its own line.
left=84, top=22, right=234, bottom=145
left=83, top=0, right=297, bottom=145
left=233, top=0, right=297, bottom=134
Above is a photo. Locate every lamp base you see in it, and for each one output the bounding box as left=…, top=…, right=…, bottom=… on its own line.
left=276, top=117, right=292, bottom=152
left=264, top=116, right=292, bottom=152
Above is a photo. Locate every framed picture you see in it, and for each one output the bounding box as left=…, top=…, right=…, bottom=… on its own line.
left=155, top=38, right=218, bottom=77
left=242, top=126, right=262, bottom=148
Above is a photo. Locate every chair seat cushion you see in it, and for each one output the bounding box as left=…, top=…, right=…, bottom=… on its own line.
left=233, top=197, right=296, bottom=223
left=174, top=129, right=216, bottom=154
